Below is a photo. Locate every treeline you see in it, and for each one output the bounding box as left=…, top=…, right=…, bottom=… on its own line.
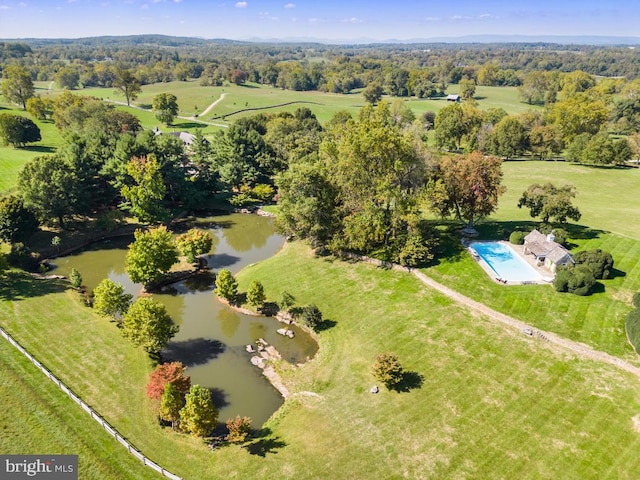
left=3, top=37, right=640, bottom=94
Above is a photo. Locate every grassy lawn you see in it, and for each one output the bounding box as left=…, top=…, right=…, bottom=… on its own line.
left=3, top=244, right=640, bottom=478
left=0, top=102, right=64, bottom=195
left=0, top=339, right=159, bottom=480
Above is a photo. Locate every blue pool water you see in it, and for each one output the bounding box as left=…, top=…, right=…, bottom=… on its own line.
left=469, top=242, right=544, bottom=283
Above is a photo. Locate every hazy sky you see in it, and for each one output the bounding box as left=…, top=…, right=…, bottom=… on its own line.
left=1, top=0, right=639, bottom=41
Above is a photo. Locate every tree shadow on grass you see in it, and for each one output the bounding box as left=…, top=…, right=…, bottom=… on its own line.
left=23, top=145, right=56, bottom=154
left=0, top=272, right=68, bottom=301
left=607, top=268, right=626, bottom=280
left=161, top=338, right=225, bottom=366
left=244, top=427, right=287, bottom=456
left=390, top=371, right=424, bottom=393
left=315, top=318, right=337, bottom=332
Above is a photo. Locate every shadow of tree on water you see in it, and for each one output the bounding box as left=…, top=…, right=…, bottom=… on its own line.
left=161, top=338, right=225, bottom=366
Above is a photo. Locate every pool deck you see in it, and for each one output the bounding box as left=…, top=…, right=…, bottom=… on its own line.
left=467, top=240, right=555, bottom=286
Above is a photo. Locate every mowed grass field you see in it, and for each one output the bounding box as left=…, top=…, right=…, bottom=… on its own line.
left=3, top=245, right=640, bottom=479
left=2, top=82, right=640, bottom=478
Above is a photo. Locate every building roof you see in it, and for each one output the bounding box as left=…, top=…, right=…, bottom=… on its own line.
left=524, top=229, right=574, bottom=265
left=446, top=94, right=460, bottom=101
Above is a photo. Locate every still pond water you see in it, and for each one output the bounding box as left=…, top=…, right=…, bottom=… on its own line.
left=53, top=213, right=317, bottom=426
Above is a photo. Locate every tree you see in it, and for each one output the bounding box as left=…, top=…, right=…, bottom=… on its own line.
left=176, top=228, right=213, bottom=264
left=428, top=152, right=506, bottom=229
left=69, top=268, right=82, bottom=289
left=1, top=65, right=34, bottom=109
left=159, top=382, right=184, bottom=430
left=152, top=93, right=179, bottom=126
left=125, top=226, right=179, bottom=287
left=214, top=269, right=238, bottom=302
left=54, top=66, right=80, bottom=90
left=0, top=114, right=41, bottom=148
left=26, top=96, right=53, bottom=121
left=121, top=296, right=178, bottom=356
left=529, top=125, right=564, bottom=160
left=517, top=183, right=581, bottom=224
left=362, top=82, right=384, bottom=104
left=275, top=161, right=340, bottom=246
left=180, top=384, right=218, bottom=437
left=146, top=361, right=191, bottom=400
left=518, top=71, right=552, bottom=105
left=459, top=77, right=476, bottom=100
left=278, top=291, right=295, bottom=311
left=120, top=155, right=168, bottom=224
left=246, top=280, right=266, bottom=308
left=226, top=415, right=252, bottom=443
left=301, top=304, right=323, bottom=331
left=546, top=92, right=608, bottom=143
left=92, top=278, right=132, bottom=318
left=0, top=195, right=39, bottom=244
left=373, top=352, right=404, bottom=389
left=113, top=67, right=142, bottom=107
left=489, top=116, right=528, bottom=159
left=18, top=155, right=80, bottom=228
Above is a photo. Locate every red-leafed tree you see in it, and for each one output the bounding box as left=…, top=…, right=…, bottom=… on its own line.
left=146, top=362, right=191, bottom=400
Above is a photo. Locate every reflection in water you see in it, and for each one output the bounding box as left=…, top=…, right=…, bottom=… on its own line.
left=218, top=309, right=241, bottom=338
left=53, top=213, right=318, bottom=426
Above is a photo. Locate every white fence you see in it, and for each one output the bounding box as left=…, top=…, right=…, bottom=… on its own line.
left=0, top=325, right=183, bottom=480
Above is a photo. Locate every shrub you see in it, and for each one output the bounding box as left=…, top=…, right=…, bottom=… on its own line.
left=226, top=415, right=252, bottom=443
left=7, top=242, right=40, bottom=272
left=176, top=228, right=213, bottom=264
left=69, top=268, right=82, bottom=289
left=553, top=264, right=597, bottom=296
left=633, top=292, right=640, bottom=309
left=301, top=304, right=323, bottom=330
left=278, top=291, right=295, bottom=311
left=146, top=362, right=191, bottom=400
left=373, top=352, right=404, bottom=389
left=509, top=231, right=527, bottom=245
left=573, top=249, right=614, bottom=280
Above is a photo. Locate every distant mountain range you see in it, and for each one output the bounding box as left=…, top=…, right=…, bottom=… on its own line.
left=244, top=34, right=640, bottom=46
left=4, top=33, right=640, bottom=47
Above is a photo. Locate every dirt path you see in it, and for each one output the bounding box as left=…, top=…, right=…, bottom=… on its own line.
left=199, top=92, right=227, bottom=116
left=411, top=269, right=640, bottom=380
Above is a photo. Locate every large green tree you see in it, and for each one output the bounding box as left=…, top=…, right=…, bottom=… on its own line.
left=113, top=67, right=142, bottom=107
left=152, top=93, right=179, bottom=126
left=275, top=161, right=340, bottom=246
left=159, top=382, right=184, bottom=430
left=214, top=268, right=238, bottom=302
left=428, top=151, right=506, bottom=229
left=120, top=154, right=168, bottom=223
left=546, top=92, right=608, bottom=143
left=175, top=228, right=213, bottom=264
left=179, top=384, right=218, bottom=437
left=489, top=116, right=528, bottom=159
left=1, top=65, right=34, bottom=109
left=0, top=195, right=39, bottom=244
left=321, top=102, right=429, bottom=254
left=517, top=183, right=582, bottom=224
left=125, top=226, right=179, bottom=287
left=0, top=114, right=41, bottom=148
left=18, top=155, right=80, bottom=228
left=92, top=278, right=132, bottom=319
left=121, top=296, right=178, bottom=356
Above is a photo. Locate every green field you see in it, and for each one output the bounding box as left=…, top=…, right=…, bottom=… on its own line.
left=2, top=83, right=640, bottom=478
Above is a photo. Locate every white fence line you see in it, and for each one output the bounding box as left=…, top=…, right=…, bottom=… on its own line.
left=0, top=325, right=183, bottom=480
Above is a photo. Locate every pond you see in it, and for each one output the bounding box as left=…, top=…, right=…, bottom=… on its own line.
left=53, top=212, right=318, bottom=426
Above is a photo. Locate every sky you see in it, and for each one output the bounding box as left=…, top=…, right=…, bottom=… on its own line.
left=1, top=0, right=640, bottom=41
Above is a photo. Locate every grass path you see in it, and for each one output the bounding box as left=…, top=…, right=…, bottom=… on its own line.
left=411, top=269, right=640, bottom=379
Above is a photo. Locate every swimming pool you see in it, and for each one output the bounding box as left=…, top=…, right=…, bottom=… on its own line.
left=469, top=241, right=544, bottom=284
